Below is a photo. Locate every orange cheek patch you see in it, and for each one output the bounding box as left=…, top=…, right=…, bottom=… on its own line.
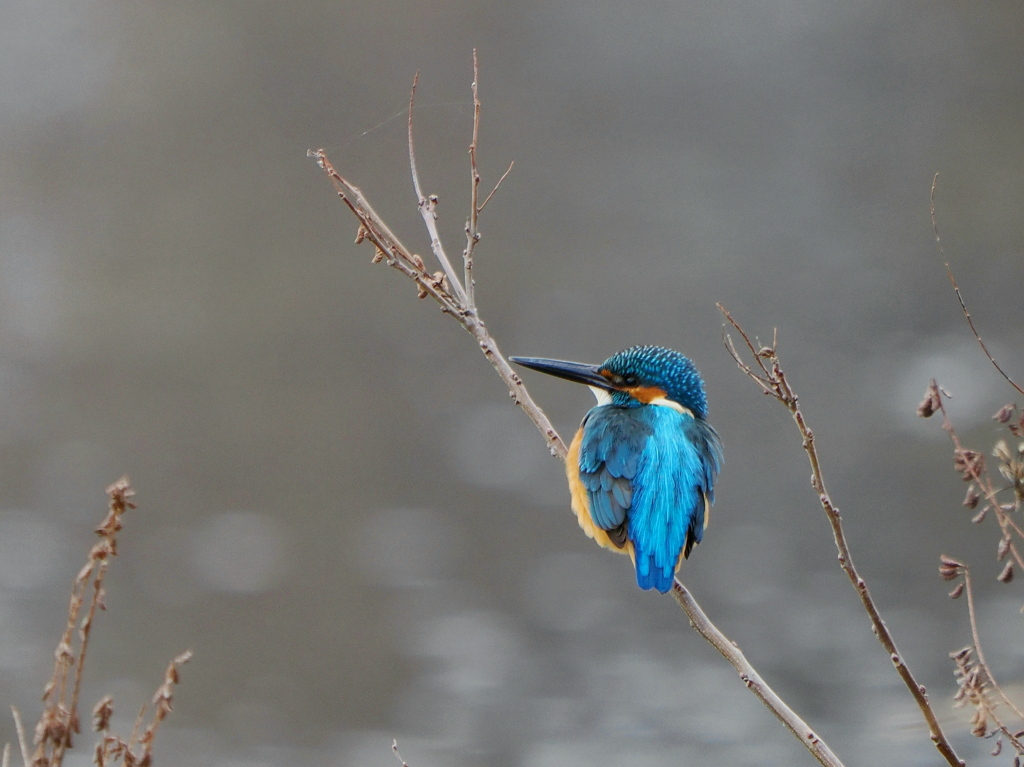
left=625, top=385, right=667, bottom=403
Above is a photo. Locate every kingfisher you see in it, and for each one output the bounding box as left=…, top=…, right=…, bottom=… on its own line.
left=511, top=346, right=722, bottom=594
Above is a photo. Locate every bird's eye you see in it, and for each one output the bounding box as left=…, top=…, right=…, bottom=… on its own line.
left=623, top=374, right=639, bottom=386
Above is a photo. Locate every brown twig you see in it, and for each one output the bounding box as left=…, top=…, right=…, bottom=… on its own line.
left=479, top=161, right=514, bottom=214
left=464, top=48, right=482, bottom=310
left=464, top=49, right=514, bottom=309
left=961, top=567, right=1024, bottom=722
left=926, top=381, right=1024, bottom=574
left=719, top=305, right=965, bottom=767
left=930, top=173, right=1024, bottom=398
left=314, top=58, right=848, bottom=767
left=941, top=557, right=1024, bottom=754
left=91, top=648, right=191, bottom=767
left=310, top=127, right=558, bottom=458
left=135, top=651, right=193, bottom=762
left=16, top=480, right=191, bottom=767
left=312, top=146, right=562, bottom=456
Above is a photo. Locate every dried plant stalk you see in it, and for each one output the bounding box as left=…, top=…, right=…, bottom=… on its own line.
left=10, top=479, right=191, bottom=767
left=924, top=381, right=1024, bottom=572
left=924, top=383, right=1024, bottom=760
left=939, top=559, right=1024, bottom=756
left=30, top=478, right=135, bottom=767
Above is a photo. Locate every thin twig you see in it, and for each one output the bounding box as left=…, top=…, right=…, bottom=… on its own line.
left=11, top=708, right=28, bottom=767
left=66, top=554, right=114, bottom=757
left=943, top=558, right=1024, bottom=753
left=719, top=305, right=965, bottom=767
left=962, top=568, right=1024, bottom=723
left=126, top=703, right=146, bottom=753
left=392, top=739, right=410, bottom=767
left=135, top=650, right=193, bottom=763
left=930, top=173, right=1024, bottom=397
left=408, top=72, right=468, bottom=306
left=479, top=161, right=514, bottom=214
left=309, top=150, right=461, bottom=314
left=464, top=48, right=481, bottom=310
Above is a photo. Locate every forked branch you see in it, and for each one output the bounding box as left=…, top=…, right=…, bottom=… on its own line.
left=940, top=556, right=1024, bottom=756
left=408, top=71, right=467, bottom=307
left=719, top=305, right=964, bottom=767
left=313, top=58, right=846, bottom=767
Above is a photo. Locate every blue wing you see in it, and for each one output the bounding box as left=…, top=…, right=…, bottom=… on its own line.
left=577, top=407, right=654, bottom=547
left=578, top=404, right=722, bottom=593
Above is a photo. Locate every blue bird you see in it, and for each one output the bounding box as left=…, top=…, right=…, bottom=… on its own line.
left=511, top=346, right=722, bottom=593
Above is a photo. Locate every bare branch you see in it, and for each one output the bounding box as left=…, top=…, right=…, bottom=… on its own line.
left=930, top=173, right=1024, bottom=397
left=311, top=148, right=564, bottom=457
left=720, top=305, right=965, bottom=767
left=309, top=150, right=461, bottom=314
left=408, top=72, right=468, bottom=305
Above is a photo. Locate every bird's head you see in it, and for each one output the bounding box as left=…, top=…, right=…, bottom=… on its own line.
left=511, top=345, right=709, bottom=419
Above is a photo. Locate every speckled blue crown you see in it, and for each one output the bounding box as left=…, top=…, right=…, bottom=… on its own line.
left=601, top=345, right=709, bottom=418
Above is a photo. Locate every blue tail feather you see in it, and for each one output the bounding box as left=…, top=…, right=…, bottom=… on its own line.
left=577, top=400, right=722, bottom=594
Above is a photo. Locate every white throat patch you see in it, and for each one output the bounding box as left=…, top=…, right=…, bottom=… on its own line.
left=649, top=396, right=693, bottom=418
left=588, top=387, right=694, bottom=418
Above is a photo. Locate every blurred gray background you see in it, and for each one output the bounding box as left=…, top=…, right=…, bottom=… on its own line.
left=0, top=1, right=1022, bottom=765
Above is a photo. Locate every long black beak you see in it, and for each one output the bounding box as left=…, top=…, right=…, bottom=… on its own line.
left=510, top=356, right=614, bottom=390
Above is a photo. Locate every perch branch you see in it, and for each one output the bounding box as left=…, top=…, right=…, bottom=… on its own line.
left=719, top=305, right=965, bottom=767
left=930, top=173, right=1024, bottom=397
left=314, top=58, right=847, bottom=767
left=671, top=582, right=844, bottom=766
